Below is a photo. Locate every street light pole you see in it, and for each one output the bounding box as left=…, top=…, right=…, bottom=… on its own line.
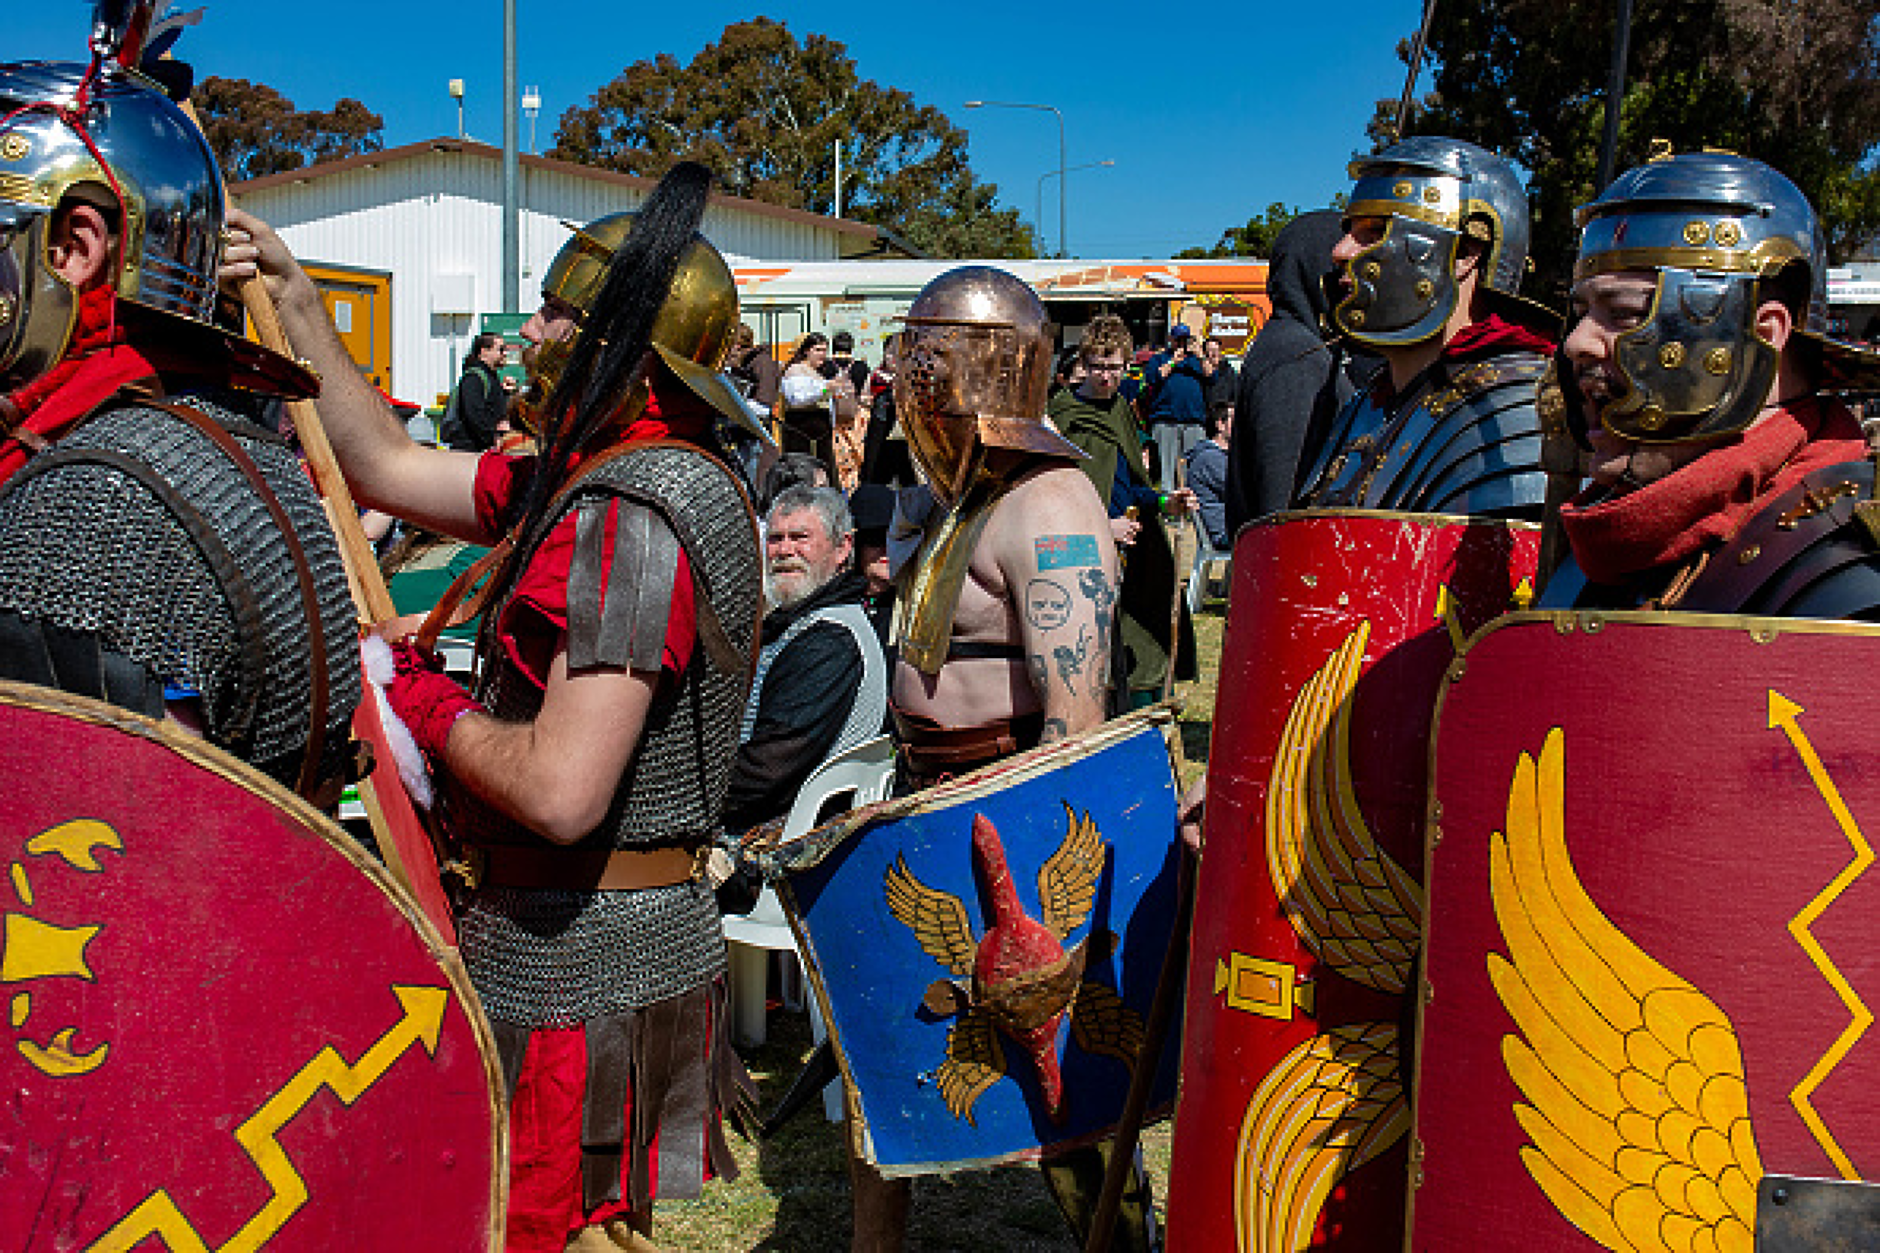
left=501, top=0, right=519, bottom=314
left=1037, top=161, right=1115, bottom=254
left=965, top=99, right=1067, bottom=257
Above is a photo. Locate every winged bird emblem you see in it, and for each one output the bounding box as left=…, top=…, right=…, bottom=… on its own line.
left=885, top=804, right=1144, bottom=1125
left=1267, top=619, right=1423, bottom=993
left=1489, top=728, right=1764, bottom=1252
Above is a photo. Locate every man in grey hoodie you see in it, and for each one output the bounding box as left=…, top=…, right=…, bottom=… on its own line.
left=1225, top=209, right=1353, bottom=533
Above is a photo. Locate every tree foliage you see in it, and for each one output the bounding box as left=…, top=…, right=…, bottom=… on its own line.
left=192, top=77, right=385, bottom=182
left=1179, top=202, right=1305, bottom=258
left=1374, top=0, right=1880, bottom=298
left=550, top=19, right=1036, bottom=259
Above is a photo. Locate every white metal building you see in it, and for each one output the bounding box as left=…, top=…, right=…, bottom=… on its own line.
left=230, top=138, right=900, bottom=406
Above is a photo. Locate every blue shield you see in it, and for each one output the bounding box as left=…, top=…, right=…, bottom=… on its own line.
left=779, top=709, right=1185, bottom=1175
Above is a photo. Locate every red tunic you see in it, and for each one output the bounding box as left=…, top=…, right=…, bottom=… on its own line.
left=464, top=405, right=735, bottom=1251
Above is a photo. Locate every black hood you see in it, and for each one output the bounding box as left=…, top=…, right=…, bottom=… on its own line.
left=1266, top=208, right=1345, bottom=328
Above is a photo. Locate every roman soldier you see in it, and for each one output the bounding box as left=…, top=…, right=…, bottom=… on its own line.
left=1542, top=150, right=1880, bottom=616
left=0, top=41, right=359, bottom=803
left=1294, top=135, right=1558, bottom=516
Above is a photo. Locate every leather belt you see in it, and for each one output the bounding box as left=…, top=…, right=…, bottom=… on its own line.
left=475, top=844, right=702, bottom=891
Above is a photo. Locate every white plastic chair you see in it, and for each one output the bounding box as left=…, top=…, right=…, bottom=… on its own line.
left=722, top=734, right=897, bottom=1075
left=1187, top=526, right=1232, bottom=614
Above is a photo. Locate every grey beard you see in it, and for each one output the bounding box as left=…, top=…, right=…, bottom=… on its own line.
left=766, top=570, right=813, bottom=610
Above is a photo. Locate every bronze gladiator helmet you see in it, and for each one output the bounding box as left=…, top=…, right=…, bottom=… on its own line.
left=892, top=265, right=1083, bottom=505
left=526, top=210, right=768, bottom=443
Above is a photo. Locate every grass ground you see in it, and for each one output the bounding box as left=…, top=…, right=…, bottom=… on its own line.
left=654, top=573, right=1231, bottom=1252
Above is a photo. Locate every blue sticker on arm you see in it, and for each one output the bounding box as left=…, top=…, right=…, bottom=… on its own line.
left=1035, top=534, right=1101, bottom=570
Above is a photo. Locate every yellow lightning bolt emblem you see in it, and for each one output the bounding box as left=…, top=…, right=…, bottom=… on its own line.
left=1769, top=690, right=1873, bottom=1179
left=85, top=984, right=450, bottom=1252
left=1433, top=584, right=1467, bottom=653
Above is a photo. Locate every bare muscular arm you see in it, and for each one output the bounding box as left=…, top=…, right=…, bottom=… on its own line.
left=220, top=208, right=491, bottom=543
left=985, top=466, right=1120, bottom=742
left=439, top=649, right=656, bottom=844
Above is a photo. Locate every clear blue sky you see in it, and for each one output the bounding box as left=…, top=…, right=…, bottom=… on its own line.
left=14, top=1, right=1424, bottom=258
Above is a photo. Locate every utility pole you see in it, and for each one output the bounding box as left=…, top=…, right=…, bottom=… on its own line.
left=500, top=0, right=518, bottom=314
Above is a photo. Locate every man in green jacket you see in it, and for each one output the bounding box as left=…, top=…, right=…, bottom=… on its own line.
left=1047, top=315, right=1196, bottom=709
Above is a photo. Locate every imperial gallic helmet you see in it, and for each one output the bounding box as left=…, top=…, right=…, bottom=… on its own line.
left=892, top=265, right=1084, bottom=505
left=0, top=58, right=314, bottom=397
left=527, top=210, right=769, bottom=443
left=1333, top=136, right=1541, bottom=349
left=1569, top=150, right=1880, bottom=446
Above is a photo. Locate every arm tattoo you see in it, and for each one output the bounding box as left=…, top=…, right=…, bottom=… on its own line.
left=1052, top=624, right=1091, bottom=693
left=1035, top=534, right=1101, bottom=570
left=1028, top=654, right=1050, bottom=702
left=1024, top=577, right=1073, bottom=630
left=1041, top=717, right=1071, bottom=744
left=1077, top=568, right=1116, bottom=660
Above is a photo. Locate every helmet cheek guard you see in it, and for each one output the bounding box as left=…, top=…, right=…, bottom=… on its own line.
left=1600, top=268, right=1780, bottom=444
left=1332, top=215, right=1462, bottom=348
left=0, top=210, right=78, bottom=390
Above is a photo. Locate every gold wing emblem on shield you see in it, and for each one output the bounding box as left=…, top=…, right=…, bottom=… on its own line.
left=1039, top=803, right=1104, bottom=941
left=1267, top=619, right=1423, bottom=994
left=1489, top=728, right=1764, bottom=1252
left=886, top=854, right=977, bottom=977
left=935, top=1009, right=1006, bottom=1125
left=1234, top=1022, right=1408, bottom=1253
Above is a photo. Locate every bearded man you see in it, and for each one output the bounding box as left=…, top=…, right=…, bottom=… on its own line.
left=723, top=484, right=888, bottom=834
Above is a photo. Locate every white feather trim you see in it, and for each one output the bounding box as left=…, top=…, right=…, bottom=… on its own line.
left=359, top=634, right=435, bottom=810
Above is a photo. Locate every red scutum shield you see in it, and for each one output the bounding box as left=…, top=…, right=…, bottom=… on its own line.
left=0, top=683, right=503, bottom=1251
left=1413, top=613, right=1880, bottom=1249
left=1166, top=510, right=1538, bottom=1252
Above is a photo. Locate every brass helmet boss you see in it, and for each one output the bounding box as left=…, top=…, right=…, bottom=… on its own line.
left=0, top=59, right=225, bottom=389
left=1333, top=136, right=1534, bottom=349
left=529, top=209, right=770, bottom=443
left=892, top=265, right=1083, bottom=505
left=1569, top=151, right=1876, bottom=446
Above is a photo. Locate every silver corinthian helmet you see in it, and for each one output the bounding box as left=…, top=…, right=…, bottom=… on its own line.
left=1332, top=135, right=1540, bottom=349
left=1571, top=150, right=1880, bottom=445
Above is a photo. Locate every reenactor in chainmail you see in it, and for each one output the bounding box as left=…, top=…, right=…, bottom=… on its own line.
left=225, top=163, right=770, bottom=1253
left=0, top=50, right=359, bottom=804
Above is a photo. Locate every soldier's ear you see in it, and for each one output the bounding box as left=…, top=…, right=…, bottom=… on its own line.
left=1753, top=297, right=1794, bottom=353
left=46, top=202, right=117, bottom=290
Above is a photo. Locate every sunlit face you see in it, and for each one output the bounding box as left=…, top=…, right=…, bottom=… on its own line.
left=804, top=342, right=829, bottom=369
left=1078, top=352, right=1127, bottom=402
left=765, top=508, right=851, bottom=608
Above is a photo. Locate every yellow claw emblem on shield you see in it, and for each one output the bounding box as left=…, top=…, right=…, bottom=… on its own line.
left=5, top=818, right=122, bottom=1078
